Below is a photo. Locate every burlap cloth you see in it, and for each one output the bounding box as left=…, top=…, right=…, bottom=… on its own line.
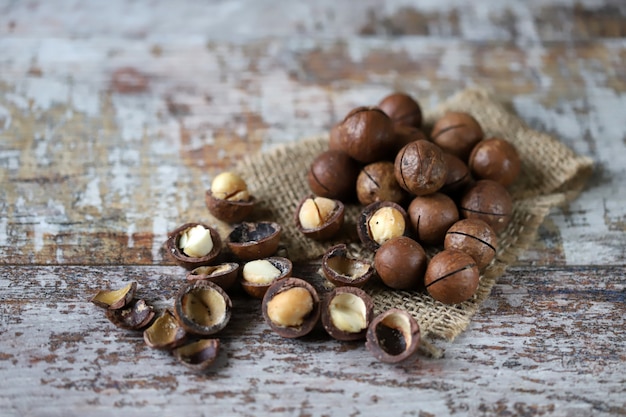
left=232, top=88, right=593, bottom=352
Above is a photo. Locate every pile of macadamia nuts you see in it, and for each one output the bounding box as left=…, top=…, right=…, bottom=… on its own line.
left=91, top=92, right=521, bottom=367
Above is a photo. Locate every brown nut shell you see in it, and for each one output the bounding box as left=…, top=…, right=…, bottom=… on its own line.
left=374, top=236, right=427, bottom=291
left=336, top=106, right=394, bottom=163
left=105, top=299, right=155, bottom=330
left=407, top=193, right=459, bottom=246
left=166, top=222, right=222, bottom=270
left=307, top=150, right=360, bottom=201
left=440, top=153, right=472, bottom=198
left=356, top=161, right=408, bottom=206
left=90, top=281, right=137, bottom=310
left=295, top=195, right=345, bottom=241
left=444, top=219, right=497, bottom=270
left=321, top=286, right=374, bottom=341
left=143, top=309, right=187, bottom=350
left=394, top=140, right=447, bottom=196
left=459, top=180, right=513, bottom=234
left=174, top=280, right=232, bottom=336
left=240, top=256, right=293, bottom=299
left=365, top=308, right=421, bottom=364
left=205, top=190, right=256, bottom=224
left=261, top=277, right=321, bottom=338
left=226, top=221, right=282, bottom=260
left=321, top=244, right=375, bottom=288
left=431, top=111, right=484, bottom=161
left=424, top=249, right=480, bottom=305
left=378, top=92, right=422, bottom=128
left=357, top=201, right=410, bottom=251
left=391, top=125, right=428, bottom=156
left=468, top=137, right=521, bottom=187
left=186, top=262, right=240, bottom=291
left=173, top=338, right=220, bottom=372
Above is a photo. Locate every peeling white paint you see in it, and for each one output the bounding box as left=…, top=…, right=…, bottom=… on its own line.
left=0, top=105, right=11, bottom=131
left=77, top=175, right=102, bottom=211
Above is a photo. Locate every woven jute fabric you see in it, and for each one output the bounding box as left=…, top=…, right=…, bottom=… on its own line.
left=233, top=88, right=593, bottom=347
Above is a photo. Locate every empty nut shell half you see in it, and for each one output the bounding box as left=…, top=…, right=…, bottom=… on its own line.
left=357, top=201, right=410, bottom=251
left=143, top=309, right=187, bottom=350
left=365, top=308, right=421, bottom=364
left=262, top=278, right=321, bottom=338
left=227, top=221, right=282, bottom=260
left=322, top=244, right=374, bottom=287
left=321, top=286, right=374, bottom=341
left=90, top=281, right=137, bottom=310
left=240, top=256, right=293, bottom=299
left=205, top=190, right=256, bottom=224
left=174, top=281, right=232, bottom=336
left=295, top=195, right=345, bottom=241
left=166, top=222, right=222, bottom=270
left=186, top=262, right=240, bottom=291
left=105, top=299, right=155, bottom=331
left=172, top=338, right=220, bottom=372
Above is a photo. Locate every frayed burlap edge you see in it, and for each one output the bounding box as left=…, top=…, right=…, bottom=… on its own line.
left=230, top=87, right=593, bottom=353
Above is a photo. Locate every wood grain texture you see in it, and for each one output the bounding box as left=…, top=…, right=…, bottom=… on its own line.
left=1, top=1, right=625, bottom=415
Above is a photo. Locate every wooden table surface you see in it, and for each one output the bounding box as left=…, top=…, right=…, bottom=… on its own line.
left=1, top=1, right=625, bottom=416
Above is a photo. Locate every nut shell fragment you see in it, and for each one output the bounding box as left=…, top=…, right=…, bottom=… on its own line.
left=90, top=282, right=137, bottom=310
left=143, top=309, right=187, bottom=350
left=365, top=308, right=421, bottom=364
left=240, top=256, right=292, bottom=299
left=186, top=262, right=240, bottom=291
left=173, top=338, right=220, bottom=372
left=321, top=244, right=374, bottom=288
left=105, top=299, right=155, bottom=331
left=227, top=221, right=282, bottom=260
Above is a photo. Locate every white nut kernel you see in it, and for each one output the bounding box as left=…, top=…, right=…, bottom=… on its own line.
left=178, top=225, right=214, bottom=258
left=298, top=197, right=337, bottom=229
left=267, top=287, right=313, bottom=327
left=211, top=172, right=250, bottom=201
left=368, top=207, right=405, bottom=245
left=329, top=293, right=367, bottom=333
left=242, top=260, right=281, bottom=284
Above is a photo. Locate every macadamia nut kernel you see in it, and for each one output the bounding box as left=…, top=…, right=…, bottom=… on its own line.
left=298, top=197, right=337, bottom=229
left=368, top=206, right=406, bottom=245
left=178, top=225, right=214, bottom=258
left=329, top=293, right=367, bottom=333
left=211, top=172, right=250, bottom=201
left=242, top=260, right=282, bottom=284
left=266, top=287, right=313, bottom=327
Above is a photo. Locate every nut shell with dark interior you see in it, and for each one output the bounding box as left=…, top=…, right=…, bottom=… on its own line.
left=307, top=150, right=360, bottom=201
left=357, top=201, right=410, bottom=251
left=262, top=277, right=321, bottom=338
left=394, top=140, right=447, bottom=196
left=143, top=309, right=187, bottom=350
left=356, top=161, right=407, bottom=206
left=407, top=193, right=459, bottom=246
left=174, top=280, right=232, bottom=336
left=374, top=236, right=427, bottom=291
left=166, top=222, right=222, bottom=270
left=226, top=221, right=282, bottom=260
left=172, top=338, right=220, bottom=372
left=295, top=195, right=345, bottom=241
left=445, top=219, right=497, bottom=270
left=321, top=244, right=375, bottom=288
left=105, top=299, right=155, bottom=331
left=431, top=111, right=484, bottom=161
left=205, top=190, right=256, bottom=224
left=186, top=262, right=240, bottom=291
left=424, top=249, right=480, bottom=305
left=321, top=286, right=374, bottom=341
left=468, top=137, right=521, bottom=187
left=336, top=106, right=395, bottom=163
left=459, top=180, right=513, bottom=234
left=240, top=256, right=293, bottom=299
left=365, top=308, right=421, bottom=364
left=378, top=92, right=423, bottom=128
left=90, top=281, right=137, bottom=310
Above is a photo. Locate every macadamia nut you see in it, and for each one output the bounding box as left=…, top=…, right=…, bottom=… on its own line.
left=242, top=260, right=282, bottom=284
left=329, top=293, right=367, bottom=333
left=368, top=206, right=406, bottom=245
left=298, top=197, right=337, bottom=229
left=211, top=172, right=250, bottom=201
left=178, top=225, right=214, bottom=258
left=266, top=287, right=313, bottom=327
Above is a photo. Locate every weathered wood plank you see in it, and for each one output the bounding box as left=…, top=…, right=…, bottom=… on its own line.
left=0, top=265, right=624, bottom=416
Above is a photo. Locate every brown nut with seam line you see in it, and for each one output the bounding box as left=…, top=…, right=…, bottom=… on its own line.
left=468, top=137, right=521, bottom=187
left=356, top=161, right=408, bottom=206
left=307, top=150, right=360, bottom=201
left=378, top=92, right=423, bottom=128
left=431, top=111, right=484, bottom=161
left=335, top=106, right=395, bottom=163
left=407, top=193, right=459, bottom=246
left=459, top=180, right=513, bottom=234
left=424, top=249, right=480, bottom=305
left=394, top=140, right=447, bottom=196
left=374, top=236, right=427, bottom=291
left=444, top=219, right=497, bottom=270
